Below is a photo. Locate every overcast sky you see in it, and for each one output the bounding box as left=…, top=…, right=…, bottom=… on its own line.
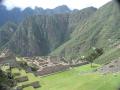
left=3, top=0, right=111, bottom=10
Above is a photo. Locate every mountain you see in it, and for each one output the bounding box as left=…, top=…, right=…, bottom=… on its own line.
left=0, top=7, right=97, bottom=56
left=0, top=5, right=22, bottom=26
left=51, top=1, right=120, bottom=64
left=5, top=14, right=69, bottom=56
left=0, top=1, right=119, bottom=64
left=0, top=22, right=17, bottom=49
left=0, top=5, right=71, bottom=26
left=53, top=5, right=71, bottom=13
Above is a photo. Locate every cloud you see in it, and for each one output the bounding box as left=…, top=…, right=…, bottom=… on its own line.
left=3, top=0, right=111, bottom=10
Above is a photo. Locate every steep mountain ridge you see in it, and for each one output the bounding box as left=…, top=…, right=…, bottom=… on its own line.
left=0, top=1, right=119, bottom=64
left=0, top=22, right=17, bottom=49
left=0, top=5, right=71, bottom=26
left=51, top=1, right=120, bottom=64
left=5, top=14, right=69, bottom=56
left=0, top=7, right=96, bottom=56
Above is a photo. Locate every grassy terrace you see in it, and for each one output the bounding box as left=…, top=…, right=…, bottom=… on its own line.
left=2, top=64, right=120, bottom=90
left=23, top=86, right=34, bottom=90
left=11, top=68, right=41, bottom=89
left=38, top=64, right=120, bottom=90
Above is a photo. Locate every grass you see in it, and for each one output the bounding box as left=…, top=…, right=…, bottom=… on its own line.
left=2, top=64, right=120, bottom=90
left=11, top=68, right=41, bottom=89
left=15, top=71, right=40, bottom=87
left=38, top=64, right=120, bottom=90
left=23, top=86, right=35, bottom=90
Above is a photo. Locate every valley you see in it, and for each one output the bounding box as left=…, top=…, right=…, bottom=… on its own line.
left=0, top=0, right=120, bottom=90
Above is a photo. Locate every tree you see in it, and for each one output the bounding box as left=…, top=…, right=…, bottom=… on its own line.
left=86, top=47, right=104, bottom=67
left=86, top=53, right=96, bottom=67
left=95, top=48, right=104, bottom=56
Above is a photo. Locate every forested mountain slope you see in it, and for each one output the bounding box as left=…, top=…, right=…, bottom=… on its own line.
left=0, top=7, right=96, bottom=56
left=51, top=1, right=120, bottom=64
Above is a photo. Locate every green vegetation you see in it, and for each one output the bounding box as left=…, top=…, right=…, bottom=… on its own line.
left=1, top=62, right=120, bottom=90
left=0, top=6, right=96, bottom=56
left=0, top=1, right=119, bottom=64
left=0, top=69, right=16, bottom=90
left=85, top=48, right=104, bottom=67
left=23, top=86, right=34, bottom=90
left=0, top=22, right=17, bottom=50
left=38, top=64, right=120, bottom=90
left=51, top=1, right=120, bottom=64
left=9, top=67, right=41, bottom=90
left=0, top=1, right=120, bottom=90
left=2, top=64, right=97, bottom=90
left=95, top=48, right=120, bottom=64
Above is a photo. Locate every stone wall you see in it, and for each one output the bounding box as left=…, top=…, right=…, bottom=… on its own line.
left=38, top=64, right=70, bottom=76
left=17, top=81, right=40, bottom=90
left=21, top=56, right=88, bottom=76
left=0, top=57, right=17, bottom=67
left=70, top=62, right=89, bottom=67
left=15, top=76, right=28, bottom=82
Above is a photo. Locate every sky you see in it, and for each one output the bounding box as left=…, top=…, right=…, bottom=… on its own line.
left=3, top=0, right=112, bottom=10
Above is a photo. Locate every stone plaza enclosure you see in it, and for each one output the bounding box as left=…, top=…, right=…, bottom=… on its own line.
left=22, top=56, right=88, bottom=76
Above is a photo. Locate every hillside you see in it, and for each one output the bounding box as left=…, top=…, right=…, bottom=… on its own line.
left=0, top=7, right=96, bottom=56
left=0, top=1, right=120, bottom=89
left=5, top=14, right=69, bottom=56
left=0, top=1, right=120, bottom=64
left=51, top=1, right=120, bottom=64
left=0, top=22, right=17, bottom=49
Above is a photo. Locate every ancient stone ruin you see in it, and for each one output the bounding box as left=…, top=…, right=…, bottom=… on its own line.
left=17, top=81, right=40, bottom=90
left=22, top=56, right=88, bottom=76
left=22, top=56, right=70, bottom=76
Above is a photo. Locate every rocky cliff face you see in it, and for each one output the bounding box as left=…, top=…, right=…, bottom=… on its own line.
left=0, top=22, right=17, bottom=49
left=0, top=5, right=71, bottom=26
left=6, top=14, right=69, bottom=56
left=0, top=7, right=96, bottom=56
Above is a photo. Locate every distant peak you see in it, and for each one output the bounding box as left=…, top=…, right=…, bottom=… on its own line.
left=35, top=6, right=44, bottom=10
left=55, top=5, right=69, bottom=8
left=55, top=5, right=70, bottom=10
left=84, top=6, right=97, bottom=10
